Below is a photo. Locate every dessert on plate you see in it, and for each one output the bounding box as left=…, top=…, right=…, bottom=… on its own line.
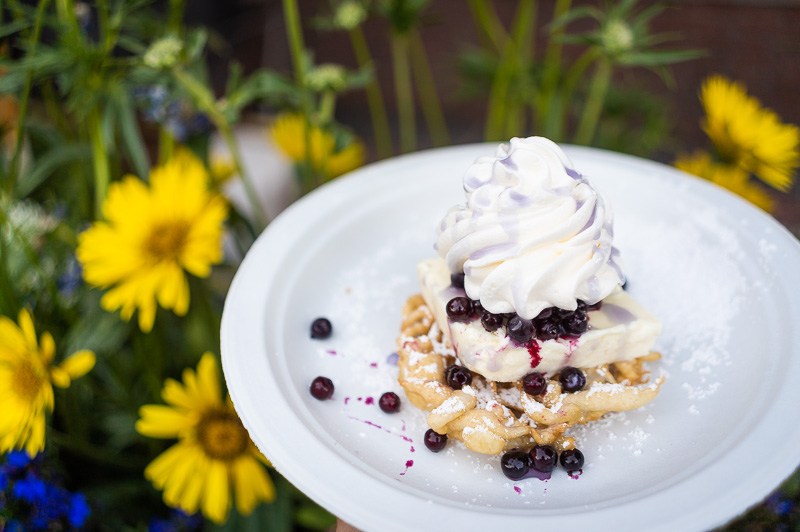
left=397, top=137, right=663, bottom=474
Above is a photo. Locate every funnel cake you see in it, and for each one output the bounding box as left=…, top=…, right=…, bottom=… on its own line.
left=397, top=294, right=662, bottom=456
left=397, top=137, right=664, bottom=471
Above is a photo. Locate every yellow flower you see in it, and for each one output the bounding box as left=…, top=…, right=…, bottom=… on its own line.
left=269, top=113, right=365, bottom=179
left=77, top=150, right=227, bottom=332
left=0, top=309, right=95, bottom=456
left=675, top=150, right=775, bottom=212
left=701, top=75, right=799, bottom=191
left=209, top=154, right=236, bottom=185
left=136, top=353, right=274, bottom=523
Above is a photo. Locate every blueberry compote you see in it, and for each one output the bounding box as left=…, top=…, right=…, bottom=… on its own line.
left=446, top=273, right=599, bottom=349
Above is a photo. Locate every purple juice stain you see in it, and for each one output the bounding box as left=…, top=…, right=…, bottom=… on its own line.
left=513, top=486, right=522, bottom=494
left=364, top=397, right=374, bottom=405
left=348, top=416, right=415, bottom=448
left=325, top=349, right=338, bottom=356
left=522, top=468, right=551, bottom=482
left=400, top=459, right=414, bottom=476
left=369, top=362, right=378, bottom=368
left=568, top=469, right=583, bottom=480
left=344, top=397, right=350, bottom=405
left=386, top=352, right=399, bottom=366
left=410, top=446, right=415, bottom=453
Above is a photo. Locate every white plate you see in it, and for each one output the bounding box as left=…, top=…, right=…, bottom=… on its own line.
left=221, top=144, right=800, bottom=532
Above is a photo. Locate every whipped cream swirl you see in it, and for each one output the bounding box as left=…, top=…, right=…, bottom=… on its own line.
left=435, top=137, right=624, bottom=319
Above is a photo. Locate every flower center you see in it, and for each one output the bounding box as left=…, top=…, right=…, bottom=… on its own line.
left=197, top=410, right=250, bottom=461
left=144, top=221, right=190, bottom=261
left=12, top=360, right=46, bottom=403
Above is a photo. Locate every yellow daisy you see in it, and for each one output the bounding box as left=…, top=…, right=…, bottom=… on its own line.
left=701, top=75, right=799, bottom=191
left=0, top=309, right=95, bottom=456
left=77, top=150, right=228, bottom=333
left=269, top=113, right=365, bottom=179
left=675, top=150, right=775, bottom=212
left=136, top=352, right=275, bottom=523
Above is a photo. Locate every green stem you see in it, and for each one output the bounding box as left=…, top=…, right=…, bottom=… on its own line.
left=7, top=0, right=49, bottom=195
left=409, top=31, right=450, bottom=147
left=281, top=0, right=316, bottom=190
left=50, top=429, right=146, bottom=470
left=173, top=68, right=269, bottom=228
left=88, top=109, right=111, bottom=219
left=282, top=0, right=306, bottom=84
left=537, top=0, right=572, bottom=138
left=318, top=91, right=336, bottom=125
left=467, top=0, right=509, bottom=52
left=558, top=48, right=598, bottom=140
left=574, top=57, right=612, bottom=146
left=349, top=26, right=393, bottom=158
left=484, top=0, right=534, bottom=140
left=158, top=128, right=175, bottom=164
left=168, top=0, right=186, bottom=33
left=391, top=33, right=415, bottom=153
left=0, top=204, right=21, bottom=316
left=221, top=124, right=267, bottom=226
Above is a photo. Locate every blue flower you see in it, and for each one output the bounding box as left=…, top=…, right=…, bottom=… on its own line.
left=68, top=493, right=91, bottom=527
left=148, top=509, right=203, bottom=532
left=6, top=450, right=32, bottom=470
left=766, top=492, right=795, bottom=517
left=12, top=473, right=47, bottom=504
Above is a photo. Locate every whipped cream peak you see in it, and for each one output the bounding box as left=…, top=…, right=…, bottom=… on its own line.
left=435, top=136, right=625, bottom=319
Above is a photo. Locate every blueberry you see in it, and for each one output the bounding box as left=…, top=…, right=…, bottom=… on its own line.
left=560, top=448, right=585, bottom=472
left=530, top=445, right=558, bottom=473
left=500, top=451, right=530, bottom=480
left=471, top=299, right=484, bottom=316
left=562, top=310, right=588, bottom=335
left=559, top=367, right=586, bottom=393
left=535, top=307, right=554, bottom=321
left=424, top=429, right=448, bottom=452
left=309, top=376, right=334, bottom=400
left=576, top=300, right=587, bottom=310
left=450, top=272, right=465, bottom=289
left=536, top=320, right=562, bottom=341
left=378, top=391, right=401, bottom=413
left=522, top=372, right=548, bottom=395
left=481, top=312, right=504, bottom=332
left=586, top=301, right=603, bottom=311
left=446, top=297, right=472, bottom=321
left=507, top=316, right=535, bottom=344
left=445, top=365, right=472, bottom=390
left=310, top=318, right=332, bottom=339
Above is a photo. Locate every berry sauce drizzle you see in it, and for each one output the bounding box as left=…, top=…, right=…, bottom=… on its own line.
left=568, top=469, right=583, bottom=480
left=348, top=416, right=414, bottom=445
left=526, top=340, right=542, bottom=368
left=513, top=486, right=522, bottom=494
left=400, top=459, right=414, bottom=476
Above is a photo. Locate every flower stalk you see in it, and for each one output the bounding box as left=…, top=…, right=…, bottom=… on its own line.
left=349, top=25, right=393, bottom=158
left=391, top=32, right=416, bottom=153
left=574, top=57, right=612, bottom=146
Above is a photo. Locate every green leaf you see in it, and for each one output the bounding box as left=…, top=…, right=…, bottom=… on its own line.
left=225, top=69, right=297, bottom=118
left=617, top=49, right=704, bottom=67
left=295, top=503, right=337, bottom=530
left=184, top=29, right=208, bottom=63
left=0, top=19, right=32, bottom=39
left=63, top=292, right=130, bottom=356
left=114, top=89, right=151, bottom=178
left=15, top=143, right=92, bottom=197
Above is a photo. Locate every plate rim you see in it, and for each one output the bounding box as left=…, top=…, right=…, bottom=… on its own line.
left=222, top=142, right=800, bottom=531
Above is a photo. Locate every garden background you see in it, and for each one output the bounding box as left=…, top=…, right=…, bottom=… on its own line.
left=0, top=0, right=798, bottom=530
